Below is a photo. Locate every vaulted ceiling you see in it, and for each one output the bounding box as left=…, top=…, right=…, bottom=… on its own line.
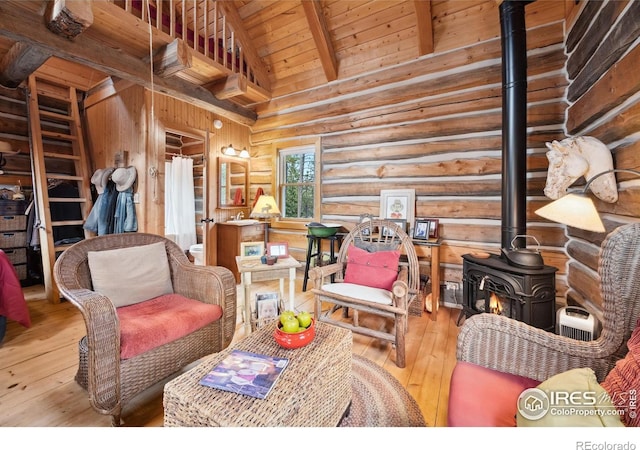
left=0, top=0, right=437, bottom=125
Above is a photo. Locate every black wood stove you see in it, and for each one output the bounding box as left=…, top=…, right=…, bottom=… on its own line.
left=459, top=1, right=558, bottom=331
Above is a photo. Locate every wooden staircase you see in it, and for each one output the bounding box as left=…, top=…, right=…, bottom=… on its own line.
left=27, top=73, right=93, bottom=303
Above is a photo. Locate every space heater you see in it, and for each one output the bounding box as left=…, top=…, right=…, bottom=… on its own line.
left=557, top=306, right=599, bottom=341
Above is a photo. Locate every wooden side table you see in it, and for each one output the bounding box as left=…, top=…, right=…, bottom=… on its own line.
left=235, top=256, right=302, bottom=335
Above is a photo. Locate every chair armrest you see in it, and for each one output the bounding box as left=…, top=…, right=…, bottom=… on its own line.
left=391, top=266, right=409, bottom=309
left=309, top=262, right=344, bottom=287
left=457, top=313, right=621, bottom=382
left=171, top=261, right=237, bottom=349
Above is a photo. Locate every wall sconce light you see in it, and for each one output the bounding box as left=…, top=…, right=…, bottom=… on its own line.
left=535, top=169, right=640, bottom=232
left=223, top=144, right=236, bottom=156
left=239, top=148, right=250, bottom=158
left=213, top=119, right=223, bottom=129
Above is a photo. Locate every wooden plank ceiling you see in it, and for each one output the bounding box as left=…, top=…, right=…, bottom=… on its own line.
left=0, top=0, right=434, bottom=125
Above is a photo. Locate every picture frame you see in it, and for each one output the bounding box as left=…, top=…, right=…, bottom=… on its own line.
left=427, top=218, right=439, bottom=238
left=255, top=292, right=280, bottom=320
left=358, top=213, right=375, bottom=236
left=379, top=189, right=415, bottom=234
left=267, top=242, right=289, bottom=258
left=240, top=241, right=264, bottom=259
left=413, top=218, right=431, bottom=240
left=382, top=218, right=407, bottom=237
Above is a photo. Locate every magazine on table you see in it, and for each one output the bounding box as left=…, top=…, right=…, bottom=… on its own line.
left=199, top=349, right=289, bottom=399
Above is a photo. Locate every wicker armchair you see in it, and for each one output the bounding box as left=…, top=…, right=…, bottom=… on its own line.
left=456, top=222, right=640, bottom=383
left=53, top=233, right=236, bottom=426
left=310, top=219, right=420, bottom=368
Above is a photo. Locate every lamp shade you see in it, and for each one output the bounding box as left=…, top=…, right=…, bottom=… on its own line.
left=535, top=193, right=605, bottom=233
left=250, top=195, right=281, bottom=218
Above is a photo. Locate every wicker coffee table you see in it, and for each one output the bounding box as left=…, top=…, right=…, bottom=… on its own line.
left=163, top=321, right=352, bottom=427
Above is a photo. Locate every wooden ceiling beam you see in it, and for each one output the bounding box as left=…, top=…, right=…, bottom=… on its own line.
left=152, top=39, right=192, bottom=78
left=302, top=0, right=338, bottom=82
left=45, top=0, right=94, bottom=39
left=414, top=0, right=434, bottom=56
left=0, top=42, right=52, bottom=89
left=216, top=1, right=271, bottom=91
left=0, top=2, right=256, bottom=125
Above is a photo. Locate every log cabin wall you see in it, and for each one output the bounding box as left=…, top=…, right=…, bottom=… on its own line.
left=560, top=0, right=640, bottom=322
left=252, top=1, right=570, bottom=294
left=83, top=83, right=252, bottom=263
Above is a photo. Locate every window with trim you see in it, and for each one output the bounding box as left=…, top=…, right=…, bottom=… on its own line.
left=279, top=147, right=315, bottom=219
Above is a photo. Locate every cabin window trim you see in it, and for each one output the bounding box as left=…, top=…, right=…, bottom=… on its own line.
left=276, top=143, right=319, bottom=222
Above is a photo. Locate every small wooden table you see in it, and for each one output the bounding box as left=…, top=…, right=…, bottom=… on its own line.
left=235, top=256, right=301, bottom=335
left=163, top=321, right=352, bottom=427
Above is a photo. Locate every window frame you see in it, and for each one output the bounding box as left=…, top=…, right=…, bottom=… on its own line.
left=277, top=143, right=319, bottom=223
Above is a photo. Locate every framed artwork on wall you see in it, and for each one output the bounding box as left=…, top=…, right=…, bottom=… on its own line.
left=379, top=189, right=415, bottom=234
left=240, top=241, right=264, bottom=259
left=267, top=242, right=289, bottom=258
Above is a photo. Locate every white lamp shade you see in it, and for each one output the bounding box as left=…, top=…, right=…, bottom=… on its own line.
left=250, top=195, right=281, bottom=218
left=535, top=193, right=605, bottom=233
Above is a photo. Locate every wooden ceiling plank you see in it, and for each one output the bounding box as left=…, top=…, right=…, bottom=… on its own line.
left=0, top=2, right=256, bottom=125
left=302, top=0, right=338, bottom=82
left=0, top=42, right=52, bottom=89
left=414, top=0, right=434, bottom=56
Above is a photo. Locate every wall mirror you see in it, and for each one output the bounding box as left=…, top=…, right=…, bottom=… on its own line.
left=218, top=156, right=248, bottom=208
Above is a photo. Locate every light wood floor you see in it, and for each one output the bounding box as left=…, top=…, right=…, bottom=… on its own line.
left=0, top=277, right=460, bottom=427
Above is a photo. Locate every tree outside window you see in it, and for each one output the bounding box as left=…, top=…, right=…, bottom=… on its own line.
left=280, top=147, right=315, bottom=219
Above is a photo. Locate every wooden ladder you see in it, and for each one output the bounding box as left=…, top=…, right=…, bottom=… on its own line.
left=27, top=73, right=93, bottom=303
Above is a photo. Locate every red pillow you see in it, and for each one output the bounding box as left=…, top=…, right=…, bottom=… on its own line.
left=601, top=319, right=640, bottom=427
left=343, top=244, right=400, bottom=291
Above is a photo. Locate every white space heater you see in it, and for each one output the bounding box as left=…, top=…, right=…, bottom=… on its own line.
left=557, top=306, right=599, bottom=341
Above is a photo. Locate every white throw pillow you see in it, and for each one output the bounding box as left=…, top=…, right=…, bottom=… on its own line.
left=88, top=241, right=174, bottom=308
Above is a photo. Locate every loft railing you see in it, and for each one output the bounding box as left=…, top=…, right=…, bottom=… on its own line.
left=111, top=0, right=257, bottom=86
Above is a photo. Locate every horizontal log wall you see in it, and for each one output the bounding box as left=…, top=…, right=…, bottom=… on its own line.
left=562, top=0, right=640, bottom=324
left=252, top=1, right=569, bottom=295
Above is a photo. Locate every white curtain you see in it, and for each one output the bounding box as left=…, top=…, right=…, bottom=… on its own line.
left=165, top=156, right=196, bottom=251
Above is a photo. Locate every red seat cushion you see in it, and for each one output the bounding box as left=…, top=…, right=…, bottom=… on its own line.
left=343, top=244, right=400, bottom=291
left=448, top=361, right=539, bottom=426
left=117, top=293, right=223, bottom=360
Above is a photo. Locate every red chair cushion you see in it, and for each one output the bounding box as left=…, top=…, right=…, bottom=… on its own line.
left=601, top=319, right=640, bottom=427
left=343, top=244, right=400, bottom=291
left=448, top=361, right=539, bottom=426
left=117, top=293, right=223, bottom=360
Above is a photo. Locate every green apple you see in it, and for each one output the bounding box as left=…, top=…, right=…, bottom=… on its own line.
left=279, top=310, right=296, bottom=326
left=297, top=311, right=312, bottom=328
left=281, top=317, right=300, bottom=333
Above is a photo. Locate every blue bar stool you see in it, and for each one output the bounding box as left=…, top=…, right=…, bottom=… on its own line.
left=303, top=234, right=343, bottom=291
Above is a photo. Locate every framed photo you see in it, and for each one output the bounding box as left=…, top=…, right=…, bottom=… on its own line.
left=255, top=292, right=280, bottom=320
left=358, top=213, right=375, bottom=236
left=427, top=218, right=439, bottom=238
left=382, top=218, right=407, bottom=237
left=240, top=241, right=264, bottom=259
left=267, top=242, right=289, bottom=258
left=379, top=189, right=415, bottom=233
left=413, top=219, right=431, bottom=240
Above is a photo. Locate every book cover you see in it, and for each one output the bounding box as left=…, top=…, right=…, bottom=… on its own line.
left=199, top=349, right=289, bottom=399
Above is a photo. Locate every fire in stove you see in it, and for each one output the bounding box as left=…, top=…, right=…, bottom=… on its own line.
left=474, top=292, right=511, bottom=317
left=489, top=293, right=503, bottom=315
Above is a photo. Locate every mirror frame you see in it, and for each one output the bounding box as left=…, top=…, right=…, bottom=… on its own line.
left=218, top=156, right=249, bottom=208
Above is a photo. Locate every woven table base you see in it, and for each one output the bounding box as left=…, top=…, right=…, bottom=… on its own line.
left=339, top=355, right=426, bottom=427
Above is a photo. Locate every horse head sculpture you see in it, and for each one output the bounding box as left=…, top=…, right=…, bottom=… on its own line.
left=544, top=136, right=618, bottom=203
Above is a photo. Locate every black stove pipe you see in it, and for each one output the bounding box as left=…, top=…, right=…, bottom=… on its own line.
left=500, top=1, right=531, bottom=250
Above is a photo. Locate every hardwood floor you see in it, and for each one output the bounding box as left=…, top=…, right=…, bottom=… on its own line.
left=0, top=277, right=460, bottom=427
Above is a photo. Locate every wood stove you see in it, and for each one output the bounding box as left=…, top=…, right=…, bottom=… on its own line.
left=459, top=1, right=558, bottom=331
left=462, top=253, right=557, bottom=331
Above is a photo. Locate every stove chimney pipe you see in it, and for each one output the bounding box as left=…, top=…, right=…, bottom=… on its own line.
left=500, top=1, right=531, bottom=250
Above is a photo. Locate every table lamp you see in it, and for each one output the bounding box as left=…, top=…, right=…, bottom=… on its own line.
left=535, top=169, right=640, bottom=232
left=250, top=195, right=281, bottom=247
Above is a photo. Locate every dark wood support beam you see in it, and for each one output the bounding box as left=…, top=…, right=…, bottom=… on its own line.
left=46, top=0, right=94, bottom=39
left=302, top=0, right=338, bottom=82
left=0, top=42, right=52, bottom=89
left=0, top=3, right=256, bottom=125
left=153, top=39, right=192, bottom=78
left=414, top=0, right=434, bottom=56
left=204, top=73, right=247, bottom=100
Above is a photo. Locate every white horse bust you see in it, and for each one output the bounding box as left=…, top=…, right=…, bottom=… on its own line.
left=544, top=136, right=618, bottom=203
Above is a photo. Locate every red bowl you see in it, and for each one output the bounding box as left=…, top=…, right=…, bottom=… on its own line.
left=273, top=318, right=316, bottom=349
